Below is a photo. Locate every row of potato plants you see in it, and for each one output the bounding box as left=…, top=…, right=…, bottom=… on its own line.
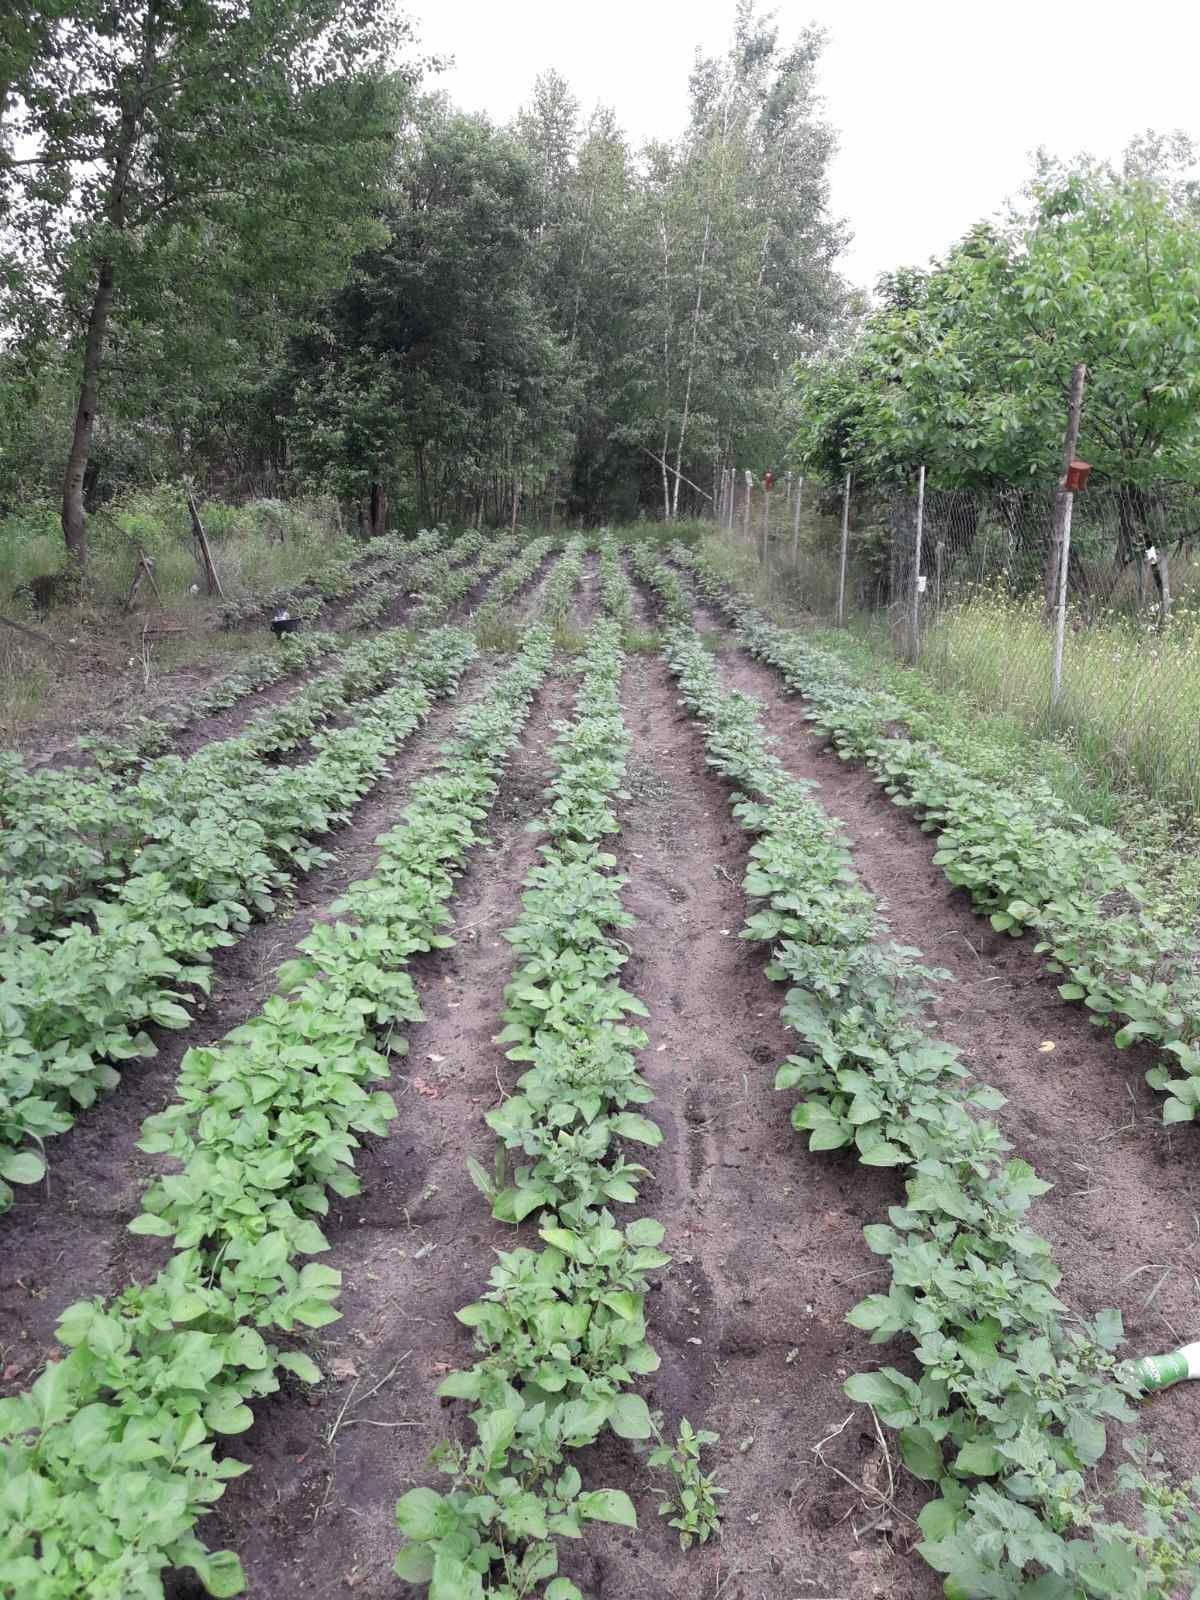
left=539, top=536, right=588, bottom=625
left=0, top=625, right=479, bottom=1211
left=213, top=522, right=428, bottom=631
left=1, top=629, right=395, bottom=941
left=625, top=542, right=690, bottom=623
left=659, top=614, right=1199, bottom=1600
left=0, top=624, right=562, bottom=1599
left=78, top=629, right=343, bottom=772
left=0, top=528, right=506, bottom=942
left=78, top=531, right=449, bottom=771
left=393, top=613, right=670, bottom=1599
left=596, top=536, right=636, bottom=627
left=407, top=532, right=520, bottom=631
left=671, top=545, right=1200, bottom=1129
left=0, top=618, right=456, bottom=945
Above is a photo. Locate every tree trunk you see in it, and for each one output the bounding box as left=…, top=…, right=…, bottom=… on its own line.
left=62, top=256, right=116, bottom=574
left=369, top=480, right=388, bottom=537
left=672, top=208, right=711, bottom=521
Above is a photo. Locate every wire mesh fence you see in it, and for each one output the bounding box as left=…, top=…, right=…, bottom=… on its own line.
left=715, top=470, right=1200, bottom=814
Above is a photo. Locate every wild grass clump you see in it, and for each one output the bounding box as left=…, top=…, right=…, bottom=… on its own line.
left=921, top=590, right=1200, bottom=814
left=475, top=609, right=523, bottom=654
left=0, top=488, right=348, bottom=614
left=622, top=626, right=662, bottom=654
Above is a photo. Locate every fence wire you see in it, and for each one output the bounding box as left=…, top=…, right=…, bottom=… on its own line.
left=718, top=473, right=1200, bottom=814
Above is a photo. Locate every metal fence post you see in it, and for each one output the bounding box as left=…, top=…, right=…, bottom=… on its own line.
left=791, top=474, right=803, bottom=566
left=909, top=463, right=926, bottom=659
left=836, top=471, right=851, bottom=626
left=1049, top=363, right=1087, bottom=711
left=743, top=469, right=752, bottom=545
left=1050, top=492, right=1074, bottom=712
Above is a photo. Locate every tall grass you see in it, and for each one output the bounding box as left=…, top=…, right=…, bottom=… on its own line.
left=0, top=488, right=349, bottom=611
left=920, top=591, right=1200, bottom=815
left=0, top=488, right=352, bottom=746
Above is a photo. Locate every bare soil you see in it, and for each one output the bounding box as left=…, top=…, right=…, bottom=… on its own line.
left=7, top=561, right=1198, bottom=1600
left=702, top=627, right=1200, bottom=1488
left=0, top=673, right=484, bottom=1383
left=161, top=646, right=936, bottom=1600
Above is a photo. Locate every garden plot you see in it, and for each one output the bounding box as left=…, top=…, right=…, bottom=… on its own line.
left=2, top=539, right=1199, bottom=1600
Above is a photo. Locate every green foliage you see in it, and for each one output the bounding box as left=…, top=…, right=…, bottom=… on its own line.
left=794, top=142, right=1200, bottom=495
left=0, top=613, right=556, bottom=1595
left=287, top=99, right=573, bottom=523
left=647, top=1417, right=725, bottom=1551
left=652, top=572, right=1198, bottom=1598
left=3, top=0, right=412, bottom=565
left=397, top=592, right=716, bottom=1595
left=0, top=625, right=476, bottom=1207
left=680, top=544, right=1200, bottom=1130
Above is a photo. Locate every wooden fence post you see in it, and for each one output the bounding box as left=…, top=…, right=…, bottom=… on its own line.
left=186, top=490, right=224, bottom=598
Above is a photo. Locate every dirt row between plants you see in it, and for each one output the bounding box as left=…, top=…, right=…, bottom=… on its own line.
left=26, top=542, right=548, bottom=772
left=693, top=616, right=1200, bottom=1496
left=0, top=665, right=489, bottom=1385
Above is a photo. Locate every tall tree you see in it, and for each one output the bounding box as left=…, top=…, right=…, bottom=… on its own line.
left=287, top=100, right=573, bottom=526
left=1, top=0, right=409, bottom=573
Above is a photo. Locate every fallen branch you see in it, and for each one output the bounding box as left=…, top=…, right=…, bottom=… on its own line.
left=638, top=446, right=713, bottom=503
left=0, top=613, right=70, bottom=652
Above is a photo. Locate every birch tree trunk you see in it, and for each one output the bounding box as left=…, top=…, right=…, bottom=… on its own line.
left=672, top=206, right=711, bottom=520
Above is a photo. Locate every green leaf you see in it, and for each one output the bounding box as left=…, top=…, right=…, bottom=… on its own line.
left=608, top=1392, right=653, bottom=1439
left=609, top=1112, right=661, bottom=1146
left=952, top=1440, right=1002, bottom=1478
left=394, top=1486, right=446, bottom=1541
left=0, top=1150, right=44, bottom=1185
left=899, top=1426, right=943, bottom=1483
left=188, top=1549, right=246, bottom=1598
left=129, top=1212, right=175, bottom=1236
left=577, top=1489, right=637, bottom=1528
left=277, top=1352, right=321, bottom=1385
left=393, top=1544, right=435, bottom=1582
left=916, top=1497, right=960, bottom=1543
left=204, top=1398, right=255, bottom=1435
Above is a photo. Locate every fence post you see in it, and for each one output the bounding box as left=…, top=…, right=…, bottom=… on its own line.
left=935, top=539, right=945, bottom=619
left=836, top=471, right=851, bottom=626
left=1050, top=492, right=1075, bottom=712
left=743, top=469, right=752, bottom=545
left=1045, top=361, right=1087, bottom=620
left=791, top=474, right=803, bottom=566
left=760, top=480, right=770, bottom=563
left=1049, top=363, right=1087, bottom=711
left=727, top=468, right=735, bottom=531
left=909, top=463, right=926, bottom=659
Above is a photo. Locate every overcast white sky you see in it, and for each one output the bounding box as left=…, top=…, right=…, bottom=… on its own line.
left=404, top=0, right=1200, bottom=289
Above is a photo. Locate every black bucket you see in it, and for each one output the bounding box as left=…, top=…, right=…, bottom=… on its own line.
left=271, top=617, right=302, bottom=638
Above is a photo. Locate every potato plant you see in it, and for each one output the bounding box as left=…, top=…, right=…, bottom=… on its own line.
left=673, top=544, right=1200, bottom=1132
left=660, top=607, right=1200, bottom=1600
left=394, top=608, right=697, bottom=1597
left=0, top=625, right=558, bottom=1598
left=0, top=626, right=476, bottom=1207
